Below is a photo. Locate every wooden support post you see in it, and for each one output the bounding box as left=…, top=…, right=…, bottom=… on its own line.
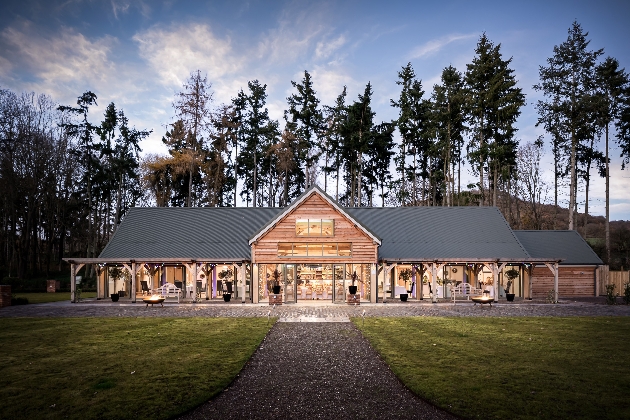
left=194, top=263, right=198, bottom=301
left=382, top=263, right=396, bottom=303
left=370, top=263, right=377, bottom=303
left=544, top=262, right=559, bottom=303
left=240, top=264, right=246, bottom=303
left=431, top=263, right=437, bottom=303
left=70, top=263, right=85, bottom=303
left=554, top=262, right=559, bottom=302
left=131, top=262, right=137, bottom=303
left=252, top=264, right=259, bottom=304
left=71, top=263, right=76, bottom=303
left=492, top=263, right=499, bottom=302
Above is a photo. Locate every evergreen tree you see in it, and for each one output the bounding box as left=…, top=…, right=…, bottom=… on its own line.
left=534, top=21, right=603, bottom=230
left=391, top=63, right=426, bottom=205
left=367, top=122, right=395, bottom=206
left=322, top=86, right=347, bottom=201
left=432, top=66, right=466, bottom=206
left=465, top=34, right=525, bottom=208
left=595, top=57, right=630, bottom=262
left=342, top=83, right=375, bottom=207
left=285, top=70, right=324, bottom=189
left=238, top=80, right=271, bottom=207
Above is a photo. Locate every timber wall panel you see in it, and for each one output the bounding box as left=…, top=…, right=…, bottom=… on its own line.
left=252, top=194, right=377, bottom=264
left=599, top=270, right=629, bottom=296
left=531, top=266, right=596, bottom=298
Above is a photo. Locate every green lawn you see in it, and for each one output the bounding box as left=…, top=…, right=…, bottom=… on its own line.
left=0, top=317, right=274, bottom=420
left=355, top=317, right=630, bottom=420
left=12, top=292, right=97, bottom=304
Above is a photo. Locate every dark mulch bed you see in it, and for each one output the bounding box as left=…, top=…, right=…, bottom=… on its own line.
left=178, top=322, right=458, bottom=420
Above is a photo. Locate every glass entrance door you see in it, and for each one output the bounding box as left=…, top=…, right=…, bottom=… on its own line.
left=333, top=264, right=345, bottom=303
left=284, top=264, right=296, bottom=303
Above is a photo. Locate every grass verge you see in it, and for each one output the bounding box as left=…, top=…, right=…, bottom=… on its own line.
left=355, top=317, right=630, bottom=420
left=12, top=292, right=97, bottom=304
left=0, top=317, right=274, bottom=420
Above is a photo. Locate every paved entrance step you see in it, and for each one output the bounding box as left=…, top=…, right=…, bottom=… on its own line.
left=278, top=316, right=350, bottom=322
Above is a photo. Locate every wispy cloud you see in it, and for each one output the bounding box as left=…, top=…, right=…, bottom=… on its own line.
left=133, top=23, right=243, bottom=103
left=0, top=20, right=118, bottom=102
left=409, top=33, right=477, bottom=59
left=315, top=34, right=346, bottom=60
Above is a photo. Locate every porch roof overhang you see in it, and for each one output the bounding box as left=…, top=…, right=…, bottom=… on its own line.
left=63, top=258, right=249, bottom=265
left=379, top=258, right=563, bottom=264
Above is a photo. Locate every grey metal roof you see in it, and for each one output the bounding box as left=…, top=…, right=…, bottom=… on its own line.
left=99, top=207, right=281, bottom=260
left=100, top=204, right=598, bottom=264
left=347, top=206, right=531, bottom=261
left=513, top=230, right=603, bottom=265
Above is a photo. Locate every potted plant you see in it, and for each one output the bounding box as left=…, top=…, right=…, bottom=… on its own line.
left=109, top=266, right=123, bottom=302
left=504, top=268, right=519, bottom=302
left=399, top=268, right=412, bottom=302
left=271, top=269, right=281, bottom=295
left=218, top=268, right=233, bottom=302
left=349, top=271, right=360, bottom=295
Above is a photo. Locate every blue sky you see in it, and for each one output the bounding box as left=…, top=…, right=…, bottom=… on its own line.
left=1, top=0, right=629, bottom=219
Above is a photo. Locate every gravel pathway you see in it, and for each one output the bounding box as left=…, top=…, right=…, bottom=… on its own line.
left=178, top=321, right=457, bottom=420
left=2, top=299, right=630, bottom=318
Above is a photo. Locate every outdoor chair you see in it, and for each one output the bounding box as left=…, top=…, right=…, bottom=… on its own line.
left=174, top=281, right=183, bottom=291
left=225, top=281, right=233, bottom=295
left=196, top=281, right=206, bottom=299
left=216, top=280, right=223, bottom=296
left=140, top=281, right=150, bottom=296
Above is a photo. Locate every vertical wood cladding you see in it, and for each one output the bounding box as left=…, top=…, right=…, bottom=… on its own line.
left=252, top=194, right=377, bottom=263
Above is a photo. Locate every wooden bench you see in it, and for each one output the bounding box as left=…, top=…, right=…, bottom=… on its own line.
left=158, top=284, right=182, bottom=302
left=451, top=283, right=483, bottom=303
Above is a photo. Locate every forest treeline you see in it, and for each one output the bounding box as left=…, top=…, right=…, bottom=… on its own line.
left=2, top=21, right=630, bottom=280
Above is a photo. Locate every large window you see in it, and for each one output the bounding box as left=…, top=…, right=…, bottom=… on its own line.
left=296, top=219, right=334, bottom=236
left=278, top=242, right=351, bottom=257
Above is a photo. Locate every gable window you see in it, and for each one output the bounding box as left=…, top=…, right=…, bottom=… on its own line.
left=296, top=219, right=334, bottom=236
left=278, top=242, right=351, bottom=257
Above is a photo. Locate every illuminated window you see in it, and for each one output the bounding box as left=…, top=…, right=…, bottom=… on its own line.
left=322, top=220, right=334, bottom=236
left=296, top=220, right=309, bottom=236
left=338, top=243, right=352, bottom=256
left=296, top=219, right=334, bottom=236
left=307, top=243, right=323, bottom=256
left=293, top=243, right=308, bottom=256
left=277, top=242, right=351, bottom=257
left=278, top=243, right=293, bottom=256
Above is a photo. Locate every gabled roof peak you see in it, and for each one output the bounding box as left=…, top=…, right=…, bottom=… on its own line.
left=248, top=185, right=381, bottom=245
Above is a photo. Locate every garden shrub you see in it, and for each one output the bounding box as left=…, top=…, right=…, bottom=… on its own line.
left=605, top=284, right=618, bottom=305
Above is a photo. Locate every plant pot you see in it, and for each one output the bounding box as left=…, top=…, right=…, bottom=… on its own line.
left=111, top=293, right=119, bottom=302
left=272, top=285, right=281, bottom=294
left=400, top=293, right=408, bottom=302
left=348, top=285, right=358, bottom=294
left=506, top=293, right=515, bottom=302
left=223, top=293, right=231, bottom=302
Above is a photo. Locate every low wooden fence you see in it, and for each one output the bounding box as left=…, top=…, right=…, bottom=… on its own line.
left=597, top=266, right=629, bottom=295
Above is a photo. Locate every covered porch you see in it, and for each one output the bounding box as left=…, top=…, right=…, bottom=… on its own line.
left=378, top=258, right=563, bottom=303
left=64, top=258, right=252, bottom=304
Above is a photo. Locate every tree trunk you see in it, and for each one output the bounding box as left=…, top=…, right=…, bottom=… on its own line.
left=605, top=123, right=610, bottom=264
left=568, top=128, right=577, bottom=230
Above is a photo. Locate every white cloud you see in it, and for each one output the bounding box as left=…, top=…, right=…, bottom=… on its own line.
left=409, top=33, right=477, bottom=59
left=315, top=34, right=346, bottom=60
left=0, top=21, right=117, bottom=99
left=133, top=23, right=242, bottom=95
